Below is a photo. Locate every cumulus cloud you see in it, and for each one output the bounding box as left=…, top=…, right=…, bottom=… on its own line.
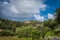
left=34, top=15, right=46, bottom=22
left=1, top=0, right=47, bottom=21
left=48, top=13, right=54, bottom=19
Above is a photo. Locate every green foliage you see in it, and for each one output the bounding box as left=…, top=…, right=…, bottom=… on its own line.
left=45, top=31, right=55, bottom=37
left=43, top=20, right=57, bottom=30
left=16, top=26, right=36, bottom=38
left=0, top=30, right=15, bottom=36
left=32, top=30, right=40, bottom=38
left=55, top=8, right=60, bottom=24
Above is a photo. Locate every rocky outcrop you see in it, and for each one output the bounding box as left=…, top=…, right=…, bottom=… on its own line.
left=44, top=36, right=60, bottom=40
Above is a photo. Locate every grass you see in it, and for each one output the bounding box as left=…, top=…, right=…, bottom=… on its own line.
left=0, top=36, right=32, bottom=40
left=0, top=36, right=42, bottom=40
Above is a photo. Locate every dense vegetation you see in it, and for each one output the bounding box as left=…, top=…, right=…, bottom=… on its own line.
left=0, top=8, right=60, bottom=40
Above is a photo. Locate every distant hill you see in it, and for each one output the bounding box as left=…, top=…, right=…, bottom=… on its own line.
left=0, top=18, right=41, bottom=30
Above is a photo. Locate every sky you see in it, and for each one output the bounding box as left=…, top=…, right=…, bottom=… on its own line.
left=0, top=0, right=60, bottom=22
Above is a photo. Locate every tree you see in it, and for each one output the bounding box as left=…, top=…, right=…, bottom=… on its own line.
left=43, top=20, right=56, bottom=30
left=55, top=8, right=60, bottom=24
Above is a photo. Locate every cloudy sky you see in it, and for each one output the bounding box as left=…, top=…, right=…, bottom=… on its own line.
left=0, top=0, right=60, bottom=21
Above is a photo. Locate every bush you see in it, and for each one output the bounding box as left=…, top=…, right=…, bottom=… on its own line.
left=17, top=26, right=41, bottom=39
left=0, top=30, right=15, bottom=36
left=17, top=27, right=32, bottom=38
left=45, top=31, right=55, bottom=37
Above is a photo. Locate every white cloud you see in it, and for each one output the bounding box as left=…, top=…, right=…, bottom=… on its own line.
left=1, top=0, right=47, bottom=21
left=34, top=15, right=46, bottom=22
left=48, top=13, right=54, bottom=19
left=3, top=1, right=9, bottom=4
left=3, top=1, right=18, bottom=14
left=10, top=5, right=19, bottom=14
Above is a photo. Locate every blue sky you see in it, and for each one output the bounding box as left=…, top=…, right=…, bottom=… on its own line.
left=0, top=0, right=60, bottom=21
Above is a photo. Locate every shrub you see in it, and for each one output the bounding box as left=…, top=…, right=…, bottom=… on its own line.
left=45, top=31, right=55, bottom=37
left=0, top=30, right=15, bottom=36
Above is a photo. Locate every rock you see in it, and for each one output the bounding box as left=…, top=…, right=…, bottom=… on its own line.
left=51, top=37, right=60, bottom=40
left=44, top=36, right=60, bottom=40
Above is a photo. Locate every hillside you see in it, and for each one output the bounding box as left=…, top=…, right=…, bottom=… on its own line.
left=0, top=18, right=60, bottom=40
